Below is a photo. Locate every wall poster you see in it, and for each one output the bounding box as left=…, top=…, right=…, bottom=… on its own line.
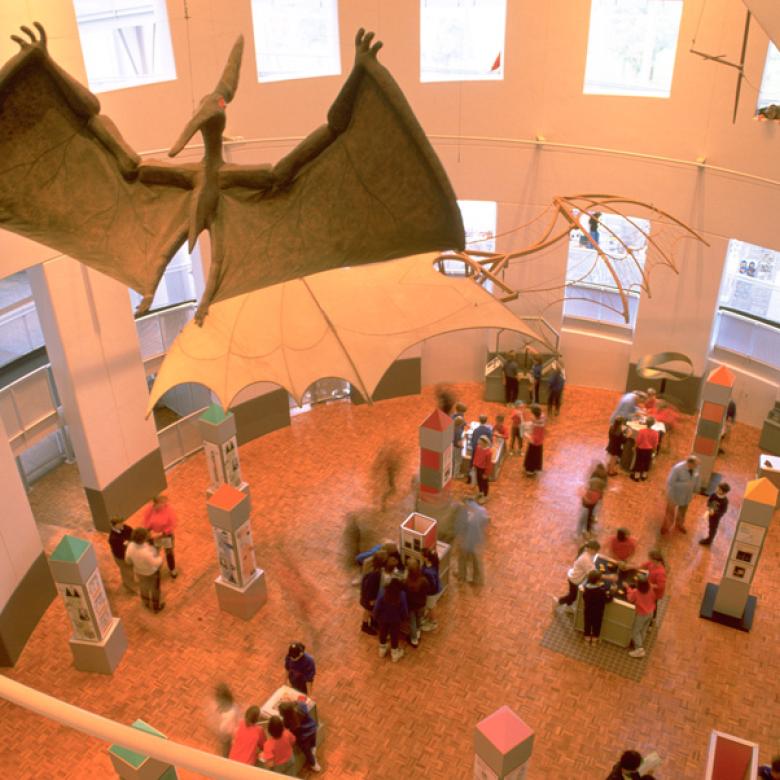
left=85, top=569, right=113, bottom=639
left=235, top=520, right=257, bottom=586
left=57, top=584, right=98, bottom=642
left=213, top=527, right=239, bottom=585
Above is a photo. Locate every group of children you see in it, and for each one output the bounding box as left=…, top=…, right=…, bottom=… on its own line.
left=359, top=542, right=442, bottom=661
left=555, top=535, right=667, bottom=659
left=212, top=644, right=321, bottom=773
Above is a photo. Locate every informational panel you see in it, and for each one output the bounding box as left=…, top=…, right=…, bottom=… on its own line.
left=213, top=526, right=239, bottom=585
left=85, top=569, right=113, bottom=639
left=57, top=584, right=99, bottom=641
left=235, top=520, right=257, bottom=585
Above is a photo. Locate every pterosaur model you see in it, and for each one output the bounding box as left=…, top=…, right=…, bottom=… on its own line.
left=0, top=24, right=465, bottom=322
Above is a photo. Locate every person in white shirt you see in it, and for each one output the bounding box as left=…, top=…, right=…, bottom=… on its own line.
left=554, top=540, right=600, bottom=612
left=125, top=527, right=165, bottom=612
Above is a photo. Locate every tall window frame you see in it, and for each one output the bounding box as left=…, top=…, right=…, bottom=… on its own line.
left=583, top=0, right=683, bottom=98
left=420, top=0, right=506, bottom=83
left=73, top=0, right=177, bottom=93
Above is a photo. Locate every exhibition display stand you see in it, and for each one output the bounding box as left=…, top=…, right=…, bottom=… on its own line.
left=700, top=477, right=777, bottom=631
left=692, top=366, right=735, bottom=494
left=399, top=512, right=451, bottom=594
left=461, top=422, right=505, bottom=481
left=573, top=555, right=645, bottom=648
left=198, top=404, right=249, bottom=497
left=206, top=485, right=266, bottom=620
left=109, top=719, right=178, bottom=780
left=757, top=453, right=780, bottom=508
left=260, top=686, right=323, bottom=775
left=474, top=705, right=534, bottom=779
left=49, top=535, right=127, bottom=675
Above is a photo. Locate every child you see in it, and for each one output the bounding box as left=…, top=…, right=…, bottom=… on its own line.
left=640, top=548, right=667, bottom=625
left=582, top=570, right=613, bottom=644
left=699, top=482, right=730, bottom=545
left=509, top=402, right=525, bottom=456
left=372, top=577, right=408, bottom=662
left=359, top=550, right=387, bottom=634
left=260, top=715, right=296, bottom=774
left=576, top=463, right=607, bottom=538
left=473, top=435, right=493, bottom=503
left=284, top=642, right=316, bottom=695
left=207, top=683, right=241, bottom=757
left=631, top=417, right=659, bottom=482
left=608, top=528, right=636, bottom=563
left=605, top=416, right=628, bottom=476
left=228, top=705, right=265, bottom=765
left=626, top=576, right=657, bottom=658
left=493, top=414, right=508, bottom=442
left=555, top=540, right=600, bottom=612
left=279, top=696, right=321, bottom=772
left=421, top=546, right=442, bottom=630
left=452, top=415, right=466, bottom=478
left=523, top=404, right=545, bottom=476
left=403, top=558, right=431, bottom=647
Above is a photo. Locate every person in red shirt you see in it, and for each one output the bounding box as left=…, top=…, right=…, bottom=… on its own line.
left=626, top=576, right=657, bottom=658
left=493, top=414, right=508, bottom=443
left=630, top=417, right=659, bottom=482
left=473, top=435, right=493, bottom=503
left=608, top=528, right=636, bottom=563
left=509, top=402, right=525, bottom=456
left=229, top=706, right=266, bottom=766
left=142, top=494, right=178, bottom=578
left=261, top=715, right=297, bottom=774
left=523, top=404, right=545, bottom=477
left=642, top=388, right=657, bottom=413
left=641, top=548, right=667, bottom=625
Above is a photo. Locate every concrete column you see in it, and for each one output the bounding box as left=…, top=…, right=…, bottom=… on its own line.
left=0, top=416, right=56, bottom=666
left=28, top=257, right=166, bottom=531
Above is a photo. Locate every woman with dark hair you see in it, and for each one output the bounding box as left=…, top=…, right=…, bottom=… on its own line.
left=523, top=404, right=545, bottom=476
left=228, top=705, right=265, bottom=765
left=284, top=643, right=316, bottom=695
left=605, top=416, right=628, bottom=476
left=260, top=715, right=296, bottom=775
left=608, top=528, right=636, bottom=563
left=372, top=576, right=408, bottom=662
left=631, top=417, right=659, bottom=482
left=359, top=550, right=387, bottom=634
left=279, top=697, right=321, bottom=772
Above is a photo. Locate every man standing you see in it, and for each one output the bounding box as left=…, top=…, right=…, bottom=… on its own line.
left=663, top=456, right=701, bottom=534
left=609, top=390, right=646, bottom=424
left=454, top=498, right=489, bottom=585
left=699, top=482, right=731, bottom=545
left=125, top=527, right=165, bottom=612
left=546, top=362, right=565, bottom=417
left=503, top=350, right=519, bottom=405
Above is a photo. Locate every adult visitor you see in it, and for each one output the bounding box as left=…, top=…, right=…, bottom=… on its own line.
left=454, top=497, right=489, bottom=585
left=207, top=683, right=241, bottom=757
left=124, top=527, right=164, bottom=612
left=576, top=463, right=608, bottom=538
left=554, top=540, right=600, bottom=612
left=142, top=493, right=178, bottom=579
left=546, top=362, right=565, bottom=417
left=279, top=697, right=321, bottom=772
left=662, top=456, right=701, bottom=534
left=107, top=516, right=136, bottom=593
left=531, top=354, right=543, bottom=403
left=285, top=642, right=316, bottom=695
left=605, top=416, right=628, bottom=476
left=359, top=550, right=386, bottom=634
left=523, top=404, right=546, bottom=477
left=503, top=350, right=519, bottom=404
left=699, top=482, right=731, bottom=546
left=609, top=391, right=646, bottom=424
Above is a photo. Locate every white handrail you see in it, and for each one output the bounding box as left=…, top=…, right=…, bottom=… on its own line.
left=0, top=675, right=278, bottom=778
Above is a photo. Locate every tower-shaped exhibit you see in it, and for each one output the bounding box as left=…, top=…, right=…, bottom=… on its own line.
left=693, top=365, right=735, bottom=491
left=198, top=404, right=248, bottom=496
left=108, top=719, right=178, bottom=780
left=207, top=484, right=267, bottom=620
left=418, top=408, right=454, bottom=507
left=474, top=705, right=534, bottom=779
left=49, top=535, right=127, bottom=674
left=700, top=477, right=777, bottom=631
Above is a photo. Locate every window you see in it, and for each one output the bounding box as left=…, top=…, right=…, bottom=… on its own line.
left=438, top=200, right=497, bottom=276
left=563, top=211, right=650, bottom=329
left=0, top=271, right=45, bottom=369
left=757, top=43, right=780, bottom=111
left=73, top=0, right=176, bottom=93
left=251, top=0, right=341, bottom=83
left=583, top=0, right=683, bottom=98
left=711, top=239, right=780, bottom=370
left=420, top=0, right=506, bottom=83
left=128, top=243, right=197, bottom=314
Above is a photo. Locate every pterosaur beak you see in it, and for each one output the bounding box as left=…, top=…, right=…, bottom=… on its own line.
left=168, top=99, right=220, bottom=157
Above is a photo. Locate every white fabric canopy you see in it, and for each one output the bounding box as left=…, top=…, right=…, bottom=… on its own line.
left=148, top=252, right=543, bottom=411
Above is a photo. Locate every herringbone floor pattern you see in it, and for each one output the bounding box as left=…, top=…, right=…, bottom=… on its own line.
left=2, top=383, right=778, bottom=779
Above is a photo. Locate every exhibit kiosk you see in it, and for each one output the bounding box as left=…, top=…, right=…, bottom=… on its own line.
left=198, top=404, right=249, bottom=496
left=49, top=535, right=127, bottom=674
left=108, top=719, right=178, bottom=780
left=400, top=511, right=451, bottom=594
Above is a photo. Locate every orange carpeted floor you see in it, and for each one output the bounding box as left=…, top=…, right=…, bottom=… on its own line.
left=2, top=383, right=778, bottom=779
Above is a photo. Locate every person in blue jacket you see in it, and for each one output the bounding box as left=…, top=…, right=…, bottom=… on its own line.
left=372, top=577, right=408, bottom=662
left=547, top=363, right=565, bottom=417
left=279, top=696, right=322, bottom=772
left=284, top=642, right=316, bottom=695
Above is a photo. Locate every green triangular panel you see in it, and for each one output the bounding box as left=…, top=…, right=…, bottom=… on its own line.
left=50, top=535, right=90, bottom=563
left=199, top=403, right=232, bottom=424
left=108, top=719, right=167, bottom=768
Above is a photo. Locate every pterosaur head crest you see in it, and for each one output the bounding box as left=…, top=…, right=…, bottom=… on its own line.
left=168, top=35, right=244, bottom=157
